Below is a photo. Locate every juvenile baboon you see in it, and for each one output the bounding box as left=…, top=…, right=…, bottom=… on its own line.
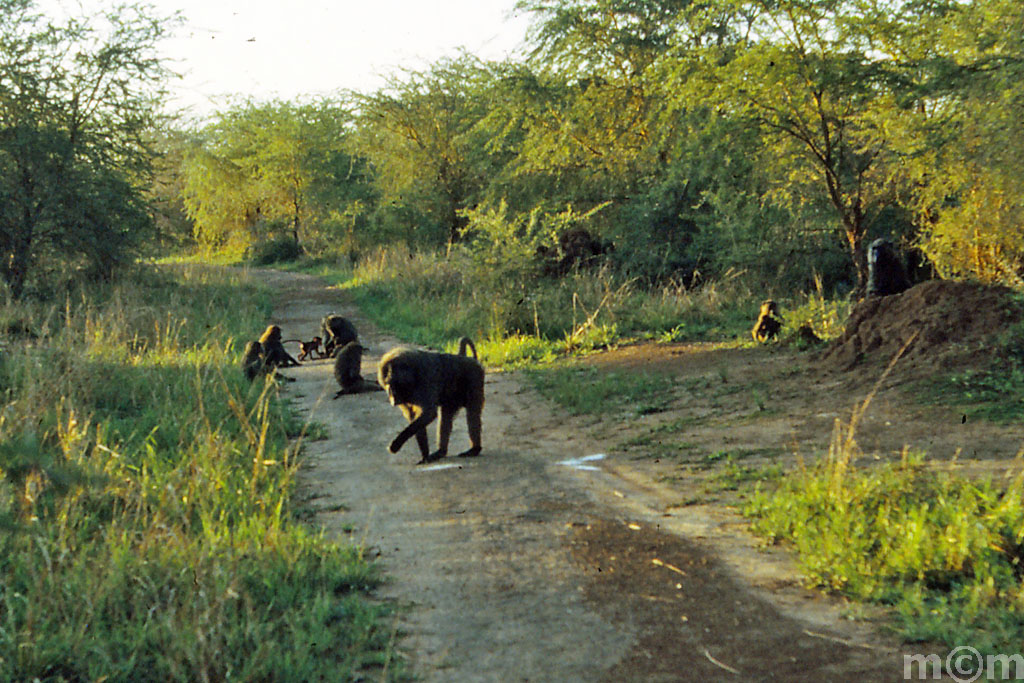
left=242, top=341, right=264, bottom=381
left=752, top=300, right=783, bottom=342
left=866, top=238, right=911, bottom=297
left=285, top=336, right=324, bottom=361
left=321, top=314, right=358, bottom=356
left=377, top=342, right=485, bottom=464
left=332, top=341, right=383, bottom=398
left=258, top=325, right=301, bottom=369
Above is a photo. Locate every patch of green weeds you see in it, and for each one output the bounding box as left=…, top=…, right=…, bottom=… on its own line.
left=745, top=445, right=1024, bottom=656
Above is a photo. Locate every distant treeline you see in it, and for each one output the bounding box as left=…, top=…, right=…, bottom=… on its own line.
left=5, top=0, right=1024, bottom=298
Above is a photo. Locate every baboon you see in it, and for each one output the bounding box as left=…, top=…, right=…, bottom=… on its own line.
left=258, top=325, right=301, bottom=369
left=752, top=300, right=783, bottom=342
left=866, top=238, right=911, bottom=297
left=242, top=341, right=264, bottom=381
left=284, top=336, right=324, bottom=361
left=332, top=341, right=383, bottom=398
left=321, top=314, right=358, bottom=356
left=377, top=341, right=485, bottom=464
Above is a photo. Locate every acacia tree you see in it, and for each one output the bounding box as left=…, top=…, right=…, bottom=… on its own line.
left=182, top=100, right=357, bottom=251
left=351, top=56, right=500, bottom=249
left=0, top=0, right=176, bottom=296
left=677, top=0, right=948, bottom=292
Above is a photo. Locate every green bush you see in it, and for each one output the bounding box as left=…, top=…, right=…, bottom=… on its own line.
left=745, top=442, right=1024, bottom=655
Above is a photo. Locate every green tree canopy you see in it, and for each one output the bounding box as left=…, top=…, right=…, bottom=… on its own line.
left=0, top=0, right=176, bottom=296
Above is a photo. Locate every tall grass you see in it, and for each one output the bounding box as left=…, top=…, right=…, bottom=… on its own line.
left=745, top=399, right=1024, bottom=657
left=0, top=265, right=400, bottom=681
left=322, top=247, right=754, bottom=367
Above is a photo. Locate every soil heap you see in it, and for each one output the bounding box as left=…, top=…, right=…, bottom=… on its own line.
left=822, top=280, right=1021, bottom=376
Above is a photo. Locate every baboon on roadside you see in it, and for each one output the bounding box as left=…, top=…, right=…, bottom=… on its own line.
left=284, top=336, right=324, bottom=361
left=752, top=300, right=783, bottom=342
left=321, top=314, right=358, bottom=356
left=258, top=325, right=301, bottom=369
left=332, top=341, right=383, bottom=398
left=242, top=341, right=264, bottom=381
left=377, top=341, right=485, bottom=464
left=866, top=238, right=911, bottom=297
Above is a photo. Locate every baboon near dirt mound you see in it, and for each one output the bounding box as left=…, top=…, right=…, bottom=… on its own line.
left=321, top=314, right=358, bottom=356
left=752, top=300, right=783, bottom=342
left=377, top=341, right=485, bottom=464
left=866, top=238, right=911, bottom=297
left=332, top=341, right=383, bottom=398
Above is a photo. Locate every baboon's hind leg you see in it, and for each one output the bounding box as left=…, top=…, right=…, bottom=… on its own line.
left=456, top=404, right=482, bottom=458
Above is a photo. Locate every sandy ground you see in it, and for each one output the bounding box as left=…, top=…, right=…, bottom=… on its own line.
left=258, top=270, right=1017, bottom=681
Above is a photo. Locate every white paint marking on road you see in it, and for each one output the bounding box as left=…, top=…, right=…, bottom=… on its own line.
left=415, top=463, right=463, bottom=472
left=556, top=453, right=607, bottom=472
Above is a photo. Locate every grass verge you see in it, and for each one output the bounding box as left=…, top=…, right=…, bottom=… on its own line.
left=744, top=420, right=1024, bottom=660
left=0, top=264, right=402, bottom=681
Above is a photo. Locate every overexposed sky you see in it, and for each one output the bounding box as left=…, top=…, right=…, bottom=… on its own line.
left=42, top=0, right=534, bottom=120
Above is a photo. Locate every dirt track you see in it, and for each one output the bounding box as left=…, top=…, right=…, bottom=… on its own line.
left=265, top=270, right=922, bottom=681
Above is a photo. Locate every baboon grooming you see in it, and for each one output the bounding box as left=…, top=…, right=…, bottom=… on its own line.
left=332, top=341, right=383, bottom=398
left=242, top=341, right=264, bottom=381
left=377, top=341, right=485, bottom=464
left=258, top=325, right=301, bottom=369
left=866, top=238, right=911, bottom=297
left=321, top=314, right=359, bottom=356
left=752, top=300, right=783, bottom=342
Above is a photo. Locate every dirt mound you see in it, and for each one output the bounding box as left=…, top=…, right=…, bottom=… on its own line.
left=822, top=280, right=1020, bottom=374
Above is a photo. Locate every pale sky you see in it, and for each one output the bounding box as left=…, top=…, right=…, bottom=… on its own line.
left=42, top=0, right=534, bottom=120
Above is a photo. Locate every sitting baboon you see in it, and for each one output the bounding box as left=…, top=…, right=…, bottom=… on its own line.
left=321, top=314, right=358, bottom=356
left=866, top=238, right=911, bottom=296
left=752, top=300, right=783, bottom=342
left=377, top=340, right=485, bottom=464
left=242, top=341, right=264, bottom=381
left=258, top=325, right=301, bottom=369
left=332, top=341, right=383, bottom=398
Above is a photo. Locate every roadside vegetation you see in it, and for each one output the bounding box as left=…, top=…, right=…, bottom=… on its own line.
left=5, top=0, right=1024, bottom=675
left=0, top=266, right=401, bottom=680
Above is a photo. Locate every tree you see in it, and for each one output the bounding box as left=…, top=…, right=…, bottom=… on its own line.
left=677, top=0, right=948, bottom=292
left=351, top=56, right=501, bottom=249
left=0, top=0, right=176, bottom=297
left=181, top=99, right=360, bottom=253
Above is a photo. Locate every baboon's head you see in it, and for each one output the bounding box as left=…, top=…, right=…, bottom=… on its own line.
left=760, top=300, right=779, bottom=317
left=378, top=350, right=416, bottom=406
left=260, top=325, right=282, bottom=344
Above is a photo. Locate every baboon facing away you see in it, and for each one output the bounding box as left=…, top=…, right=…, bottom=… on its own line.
left=752, top=300, right=783, bottom=342
left=377, top=341, right=485, bottom=464
left=866, top=238, right=911, bottom=297
left=321, top=314, right=358, bottom=356
left=332, top=342, right=383, bottom=398
left=258, top=325, right=301, bottom=369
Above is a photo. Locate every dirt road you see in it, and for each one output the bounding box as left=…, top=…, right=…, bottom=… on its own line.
left=266, top=270, right=912, bottom=681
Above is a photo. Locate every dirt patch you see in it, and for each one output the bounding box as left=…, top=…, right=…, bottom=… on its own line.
left=823, top=280, right=1021, bottom=378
